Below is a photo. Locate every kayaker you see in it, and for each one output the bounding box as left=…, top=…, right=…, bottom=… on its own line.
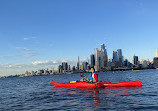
left=88, top=67, right=98, bottom=83
left=80, top=67, right=98, bottom=83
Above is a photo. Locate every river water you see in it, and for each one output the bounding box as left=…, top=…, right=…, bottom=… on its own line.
left=1, top=69, right=158, bottom=111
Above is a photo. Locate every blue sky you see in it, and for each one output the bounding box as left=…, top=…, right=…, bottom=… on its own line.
left=0, top=0, right=158, bottom=76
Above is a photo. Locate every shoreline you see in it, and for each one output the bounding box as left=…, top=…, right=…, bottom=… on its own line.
left=1, top=67, right=156, bottom=79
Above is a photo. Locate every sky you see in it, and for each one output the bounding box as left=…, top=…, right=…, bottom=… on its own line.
left=0, top=0, right=158, bottom=76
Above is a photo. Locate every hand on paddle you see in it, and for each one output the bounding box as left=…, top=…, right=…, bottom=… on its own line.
left=80, top=73, right=90, bottom=82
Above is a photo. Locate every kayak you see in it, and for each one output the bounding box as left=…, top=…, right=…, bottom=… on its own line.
left=50, top=81, right=98, bottom=88
left=99, top=80, right=142, bottom=87
left=50, top=80, right=142, bottom=88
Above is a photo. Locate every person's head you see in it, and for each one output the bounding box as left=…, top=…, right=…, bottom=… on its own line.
left=91, top=67, right=95, bottom=73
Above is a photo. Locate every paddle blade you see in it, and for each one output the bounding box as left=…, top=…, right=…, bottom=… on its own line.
left=80, top=73, right=84, bottom=77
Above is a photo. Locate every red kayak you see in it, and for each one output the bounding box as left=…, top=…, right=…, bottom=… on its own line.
left=99, top=81, right=142, bottom=87
left=50, top=81, right=98, bottom=88
left=50, top=80, right=142, bottom=88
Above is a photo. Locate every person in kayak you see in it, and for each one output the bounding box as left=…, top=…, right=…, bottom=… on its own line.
left=80, top=67, right=98, bottom=83
left=88, top=67, right=98, bottom=82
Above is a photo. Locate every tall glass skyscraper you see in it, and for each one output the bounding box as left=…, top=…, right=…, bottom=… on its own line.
left=133, top=55, right=139, bottom=65
left=113, top=51, right=118, bottom=62
left=62, top=62, right=68, bottom=71
left=76, top=56, right=80, bottom=70
left=117, top=49, right=123, bottom=66
left=90, top=54, right=95, bottom=67
left=94, top=48, right=99, bottom=71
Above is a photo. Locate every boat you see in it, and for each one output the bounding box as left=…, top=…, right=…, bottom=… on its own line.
left=50, top=81, right=98, bottom=88
left=50, top=80, right=142, bottom=88
left=99, top=80, right=142, bottom=87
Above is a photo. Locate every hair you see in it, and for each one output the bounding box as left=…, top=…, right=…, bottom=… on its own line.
left=91, top=66, right=95, bottom=72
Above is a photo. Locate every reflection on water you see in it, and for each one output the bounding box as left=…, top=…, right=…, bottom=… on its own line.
left=51, top=86, right=142, bottom=110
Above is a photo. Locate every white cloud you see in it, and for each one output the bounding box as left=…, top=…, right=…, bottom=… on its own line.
left=23, top=37, right=29, bottom=40
left=14, top=47, right=30, bottom=51
left=23, top=37, right=37, bottom=41
left=32, top=60, right=60, bottom=65
left=32, top=59, right=77, bottom=66
left=0, top=56, right=7, bottom=59
left=24, top=52, right=38, bottom=57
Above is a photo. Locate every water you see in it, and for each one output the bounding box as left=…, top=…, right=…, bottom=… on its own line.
left=1, top=69, right=158, bottom=111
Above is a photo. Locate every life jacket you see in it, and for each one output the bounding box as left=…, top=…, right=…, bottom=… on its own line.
left=89, top=72, right=98, bottom=82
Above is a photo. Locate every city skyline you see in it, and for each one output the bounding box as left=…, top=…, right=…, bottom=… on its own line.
left=0, top=0, right=158, bottom=76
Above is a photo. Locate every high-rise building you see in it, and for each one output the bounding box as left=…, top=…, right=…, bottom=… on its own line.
left=100, top=43, right=108, bottom=67
left=72, top=66, right=75, bottom=71
left=140, top=59, right=148, bottom=68
left=58, top=65, right=62, bottom=73
left=153, top=57, right=158, bottom=68
left=82, top=62, right=88, bottom=71
left=90, top=54, right=95, bottom=67
left=103, top=54, right=107, bottom=67
left=112, top=51, right=118, bottom=62
left=156, top=49, right=158, bottom=57
left=117, top=49, right=123, bottom=67
left=62, top=62, right=68, bottom=71
left=94, top=48, right=99, bottom=71
left=101, top=43, right=107, bottom=55
left=76, top=56, right=80, bottom=70
left=68, top=65, right=71, bottom=71
left=107, top=58, right=112, bottom=67
left=133, top=55, right=139, bottom=65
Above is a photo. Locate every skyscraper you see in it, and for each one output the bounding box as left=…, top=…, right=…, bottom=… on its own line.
left=100, top=43, right=107, bottom=55
left=117, top=49, right=123, bottom=66
left=94, top=48, right=99, bottom=71
left=112, top=51, right=118, bottom=62
left=90, top=54, right=95, bottom=67
left=133, top=55, right=139, bottom=65
left=100, top=43, right=108, bottom=69
left=77, top=56, right=80, bottom=70
left=153, top=57, right=158, bottom=68
left=62, top=62, right=68, bottom=71
left=103, top=54, right=107, bottom=67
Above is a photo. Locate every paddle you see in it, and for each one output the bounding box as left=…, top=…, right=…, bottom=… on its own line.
left=70, top=73, right=84, bottom=83
left=80, top=73, right=85, bottom=77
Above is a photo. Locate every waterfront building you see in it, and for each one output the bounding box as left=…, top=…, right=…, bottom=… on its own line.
left=124, top=59, right=129, bottom=67
left=112, top=51, right=118, bottom=62
left=83, top=62, right=88, bottom=71
left=68, top=65, right=71, bottom=71
left=90, top=54, right=95, bottom=67
left=80, top=64, right=84, bottom=70
left=117, top=49, right=123, bottom=67
left=107, top=58, right=112, bottom=67
left=72, top=66, right=76, bottom=71
left=76, top=56, right=80, bottom=70
left=140, top=59, right=148, bottom=68
left=153, top=57, right=158, bottom=68
left=31, top=71, right=35, bottom=76
left=98, top=50, right=103, bottom=69
left=101, top=43, right=108, bottom=56
left=94, top=48, right=100, bottom=71
left=62, top=62, right=68, bottom=71
left=58, top=65, right=63, bottom=73
left=133, top=55, right=139, bottom=65
left=103, top=54, right=107, bottom=67
left=100, top=43, right=108, bottom=68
